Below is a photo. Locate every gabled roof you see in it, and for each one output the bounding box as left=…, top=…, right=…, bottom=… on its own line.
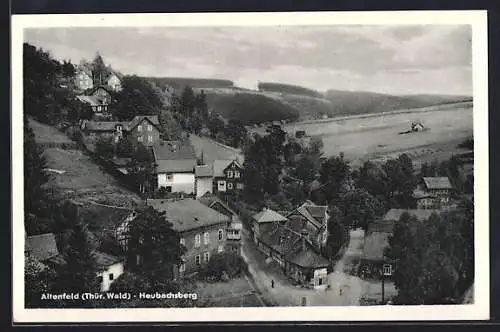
left=287, top=201, right=327, bottom=229
left=198, top=195, right=236, bottom=216
left=213, top=159, right=241, bottom=177
left=128, top=115, right=161, bottom=132
left=87, top=85, right=113, bottom=97
left=94, top=251, right=124, bottom=270
left=76, top=65, right=92, bottom=76
left=259, top=223, right=329, bottom=269
left=153, top=142, right=197, bottom=173
left=252, top=208, right=288, bottom=224
left=146, top=198, right=230, bottom=232
left=195, top=164, right=214, bottom=177
left=26, top=233, right=60, bottom=262
left=423, top=177, right=453, bottom=190
left=76, top=95, right=100, bottom=107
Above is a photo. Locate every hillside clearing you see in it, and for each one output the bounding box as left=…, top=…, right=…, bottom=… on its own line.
left=189, top=134, right=244, bottom=164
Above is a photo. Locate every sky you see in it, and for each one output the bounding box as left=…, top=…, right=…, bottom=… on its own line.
left=24, top=25, right=472, bottom=96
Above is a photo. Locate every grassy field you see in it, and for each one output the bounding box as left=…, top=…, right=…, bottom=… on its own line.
left=255, top=103, right=473, bottom=168
left=27, top=118, right=76, bottom=146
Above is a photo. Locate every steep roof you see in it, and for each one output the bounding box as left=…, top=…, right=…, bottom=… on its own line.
left=198, top=195, right=235, bottom=216
left=128, top=115, right=161, bottom=131
left=76, top=95, right=100, bottom=107
left=153, top=142, right=197, bottom=173
left=423, top=177, right=453, bottom=190
left=287, top=201, right=327, bottom=229
left=259, top=223, right=329, bottom=269
left=212, top=159, right=239, bottom=177
left=26, top=233, right=60, bottom=262
left=146, top=198, right=230, bottom=232
left=94, top=251, right=124, bottom=270
left=252, top=208, right=288, bottom=224
left=195, top=164, right=214, bottom=177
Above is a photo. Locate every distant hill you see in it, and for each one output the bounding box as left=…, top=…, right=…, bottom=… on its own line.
left=323, top=90, right=472, bottom=117
left=204, top=92, right=300, bottom=125
left=258, top=82, right=324, bottom=98
left=143, top=76, right=472, bottom=123
left=147, top=77, right=234, bottom=91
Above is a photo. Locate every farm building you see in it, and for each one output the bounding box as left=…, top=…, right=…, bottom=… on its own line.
left=413, top=176, right=454, bottom=209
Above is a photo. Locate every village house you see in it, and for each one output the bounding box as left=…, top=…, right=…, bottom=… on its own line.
left=414, top=176, right=453, bottom=209
left=360, top=208, right=440, bottom=278
left=26, top=233, right=125, bottom=292
left=153, top=141, right=197, bottom=194
left=286, top=200, right=329, bottom=252
left=212, top=159, right=244, bottom=195
left=251, top=208, right=330, bottom=288
left=194, top=164, right=214, bottom=198
left=74, top=66, right=94, bottom=91
left=81, top=115, right=161, bottom=145
left=106, top=72, right=122, bottom=92
left=115, top=199, right=231, bottom=279
left=198, top=194, right=242, bottom=255
left=76, top=86, right=114, bottom=118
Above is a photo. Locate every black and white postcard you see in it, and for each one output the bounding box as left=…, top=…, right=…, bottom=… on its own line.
left=12, top=10, right=489, bottom=322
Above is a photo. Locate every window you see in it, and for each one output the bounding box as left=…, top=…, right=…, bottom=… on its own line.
left=227, top=171, right=234, bottom=178
left=234, top=171, right=240, bottom=178
left=138, top=136, right=143, bottom=142
left=166, top=174, right=173, bottom=181
left=218, top=181, right=226, bottom=192
left=204, top=232, right=210, bottom=245
left=109, top=273, right=114, bottom=281
left=148, top=125, right=153, bottom=131
left=97, top=106, right=102, bottom=112
left=148, top=135, right=153, bottom=143
left=195, top=255, right=201, bottom=265
left=195, top=234, right=201, bottom=247
left=97, top=276, right=103, bottom=283
left=138, top=125, right=143, bottom=132
left=218, top=229, right=224, bottom=241
left=227, top=183, right=233, bottom=190
left=218, top=245, right=224, bottom=253
left=204, top=252, right=210, bottom=263
left=236, top=183, right=244, bottom=190
left=136, top=254, right=142, bottom=266
left=180, top=238, right=185, bottom=246
left=179, top=263, right=185, bottom=273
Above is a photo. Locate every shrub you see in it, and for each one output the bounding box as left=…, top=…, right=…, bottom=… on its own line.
left=199, top=252, right=248, bottom=282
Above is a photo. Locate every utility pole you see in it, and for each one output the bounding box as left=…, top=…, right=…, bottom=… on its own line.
left=382, top=263, right=392, bottom=304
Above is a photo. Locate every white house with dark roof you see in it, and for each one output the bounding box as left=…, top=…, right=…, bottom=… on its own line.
left=75, top=66, right=94, bottom=91
left=153, top=141, right=197, bottom=194
left=194, top=164, right=214, bottom=198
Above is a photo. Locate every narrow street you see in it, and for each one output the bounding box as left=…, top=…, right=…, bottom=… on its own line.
left=241, top=228, right=397, bottom=306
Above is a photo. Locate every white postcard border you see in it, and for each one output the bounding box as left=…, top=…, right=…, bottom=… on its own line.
left=11, top=10, right=490, bottom=322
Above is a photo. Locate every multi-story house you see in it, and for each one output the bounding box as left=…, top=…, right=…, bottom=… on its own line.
left=153, top=141, right=197, bottom=194
left=286, top=200, right=329, bottom=252
left=212, top=159, right=244, bottom=194
left=414, top=176, right=453, bottom=209
left=76, top=86, right=114, bottom=117
left=106, top=72, right=122, bottom=92
left=250, top=208, right=330, bottom=289
left=81, top=115, right=161, bottom=145
left=199, top=194, right=242, bottom=255
left=75, top=66, right=94, bottom=91
left=127, top=115, right=161, bottom=147
left=144, top=198, right=231, bottom=278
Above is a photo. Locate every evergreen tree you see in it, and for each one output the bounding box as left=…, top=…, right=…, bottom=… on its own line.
left=126, top=206, right=183, bottom=286
left=339, top=189, right=383, bottom=231
left=54, top=206, right=99, bottom=306
left=91, top=53, right=107, bottom=86
left=25, top=250, right=57, bottom=308
left=319, top=154, right=350, bottom=203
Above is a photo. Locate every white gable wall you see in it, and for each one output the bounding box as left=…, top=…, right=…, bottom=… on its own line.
left=158, top=173, right=195, bottom=194
left=97, top=261, right=124, bottom=292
